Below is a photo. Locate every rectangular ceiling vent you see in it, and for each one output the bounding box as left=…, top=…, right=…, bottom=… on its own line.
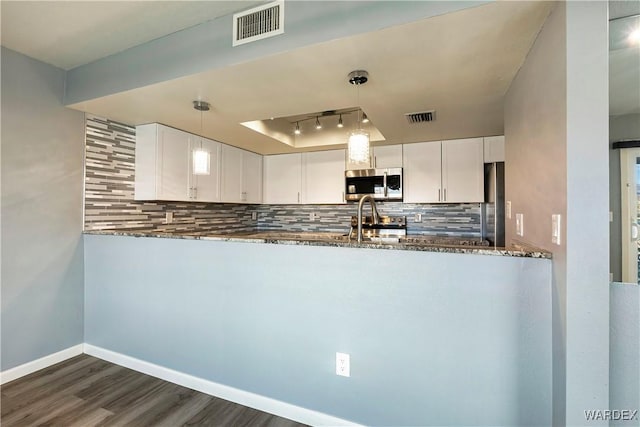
left=405, top=110, right=436, bottom=124
left=233, top=1, right=284, bottom=47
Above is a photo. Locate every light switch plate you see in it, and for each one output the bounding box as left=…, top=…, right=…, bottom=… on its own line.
left=552, top=214, right=561, bottom=245
left=506, top=201, right=512, bottom=219
left=165, top=211, right=173, bottom=224
left=516, top=213, right=524, bottom=236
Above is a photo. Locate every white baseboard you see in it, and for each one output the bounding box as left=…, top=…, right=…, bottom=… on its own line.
left=83, top=344, right=361, bottom=427
left=0, top=344, right=84, bottom=385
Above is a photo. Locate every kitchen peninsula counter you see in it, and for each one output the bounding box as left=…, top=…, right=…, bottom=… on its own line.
left=83, top=230, right=551, bottom=259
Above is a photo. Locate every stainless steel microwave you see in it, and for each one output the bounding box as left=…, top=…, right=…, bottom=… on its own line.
left=345, top=168, right=403, bottom=201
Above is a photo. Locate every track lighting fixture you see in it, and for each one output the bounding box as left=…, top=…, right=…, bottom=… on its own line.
left=315, top=117, right=322, bottom=130
left=294, top=122, right=301, bottom=135
left=362, top=113, right=369, bottom=124
left=337, top=114, right=344, bottom=128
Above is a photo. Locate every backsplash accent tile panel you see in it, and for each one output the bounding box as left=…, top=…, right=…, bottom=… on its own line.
left=84, top=115, right=255, bottom=233
left=255, top=203, right=481, bottom=237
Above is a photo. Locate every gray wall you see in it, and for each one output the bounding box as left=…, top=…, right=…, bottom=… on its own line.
left=503, top=5, right=568, bottom=424
left=609, top=283, right=640, bottom=427
left=1, top=48, right=85, bottom=370
left=609, top=113, right=640, bottom=282
left=84, top=233, right=553, bottom=426
left=504, top=2, right=610, bottom=425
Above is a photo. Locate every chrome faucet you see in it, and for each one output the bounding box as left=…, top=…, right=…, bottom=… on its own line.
left=357, top=194, right=380, bottom=243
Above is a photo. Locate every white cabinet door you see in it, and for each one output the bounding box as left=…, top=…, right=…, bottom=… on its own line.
left=156, top=125, right=191, bottom=201
left=372, top=144, right=403, bottom=168
left=190, top=137, right=220, bottom=202
left=220, top=144, right=244, bottom=203
left=402, top=141, right=442, bottom=203
left=263, top=153, right=302, bottom=204
left=483, top=135, right=505, bottom=163
left=242, top=151, right=263, bottom=204
left=302, top=149, right=346, bottom=204
left=442, top=138, right=484, bottom=203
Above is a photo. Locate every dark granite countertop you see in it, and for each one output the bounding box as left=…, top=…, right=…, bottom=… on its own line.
left=84, top=230, right=552, bottom=259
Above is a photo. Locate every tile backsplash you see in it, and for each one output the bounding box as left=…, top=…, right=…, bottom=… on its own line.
left=255, top=203, right=480, bottom=237
left=84, top=115, right=481, bottom=237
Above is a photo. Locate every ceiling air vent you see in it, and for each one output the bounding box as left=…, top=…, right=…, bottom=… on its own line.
left=405, top=110, right=436, bottom=124
left=233, top=1, right=284, bottom=47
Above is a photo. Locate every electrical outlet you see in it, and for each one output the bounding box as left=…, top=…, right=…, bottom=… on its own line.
left=336, top=352, right=350, bottom=377
left=414, top=213, right=422, bottom=223
left=251, top=212, right=258, bottom=221
left=506, top=201, right=512, bottom=219
left=516, top=213, right=524, bottom=237
left=165, top=211, right=173, bottom=224
left=552, top=214, right=561, bottom=245
left=309, top=212, right=319, bottom=221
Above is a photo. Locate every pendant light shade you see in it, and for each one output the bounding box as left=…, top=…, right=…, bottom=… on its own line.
left=347, top=70, right=370, bottom=165
left=192, top=100, right=211, bottom=176
left=192, top=148, right=210, bottom=175
left=348, top=130, right=370, bottom=164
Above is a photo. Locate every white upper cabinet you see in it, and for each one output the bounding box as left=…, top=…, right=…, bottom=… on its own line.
left=139, top=124, right=189, bottom=201
left=403, top=138, right=484, bottom=203
left=442, top=138, right=484, bottom=203
left=403, top=141, right=442, bottom=203
left=345, top=144, right=403, bottom=170
left=242, top=151, right=263, bottom=204
left=371, top=144, right=403, bottom=168
left=263, top=153, right=302, bottom=204
left=135, top=123, right=192, bottom=201
left=220, top=145, right=263, bottom=204
left=220, top=144, right=243, bottom=203
left=483, top=135, right=505, bottom=163
left=302, top=149, right=346, bottom=204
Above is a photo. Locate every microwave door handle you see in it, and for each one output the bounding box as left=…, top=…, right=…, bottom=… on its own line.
left=383, top=172, right=388, bottom=198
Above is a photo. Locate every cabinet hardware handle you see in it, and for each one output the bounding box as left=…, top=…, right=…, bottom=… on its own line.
left=374, top=156, right=377, bottom=168
left=444, top=188, right=447, bottom=201
left=297, top=192, right=300, bottom=203
left=342, top=191, right=345, bottom=202
left=438, top=189, right=441, bottom=201
left=383, top=172, right=388, bottom=198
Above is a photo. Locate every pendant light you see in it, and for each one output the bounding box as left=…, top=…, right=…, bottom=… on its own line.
left=347, top=70, right=370, bottom=164
left=337, top=114, right=344, bottom=128
left=192, top=100, right=211, bottom=175
left=315, top=116, right=322, bottom=130
left=294, top=121, right=301, bottom=135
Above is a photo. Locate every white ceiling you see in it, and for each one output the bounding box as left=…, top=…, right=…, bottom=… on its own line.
left=0, top=1, right=262, bottom=70
left=65, top=1, right=554, bottom=154
left=2, top=1, right=635, bottom=153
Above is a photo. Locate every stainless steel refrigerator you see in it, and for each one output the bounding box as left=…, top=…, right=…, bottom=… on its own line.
left=482, top=162, right=505, bottom=247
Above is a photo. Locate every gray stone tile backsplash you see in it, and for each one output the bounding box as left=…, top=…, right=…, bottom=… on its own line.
left=84, top=115, right=481, bottom=237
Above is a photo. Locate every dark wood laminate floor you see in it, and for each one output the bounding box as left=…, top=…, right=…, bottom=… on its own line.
left=1, top=354, right=308, bottom=427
